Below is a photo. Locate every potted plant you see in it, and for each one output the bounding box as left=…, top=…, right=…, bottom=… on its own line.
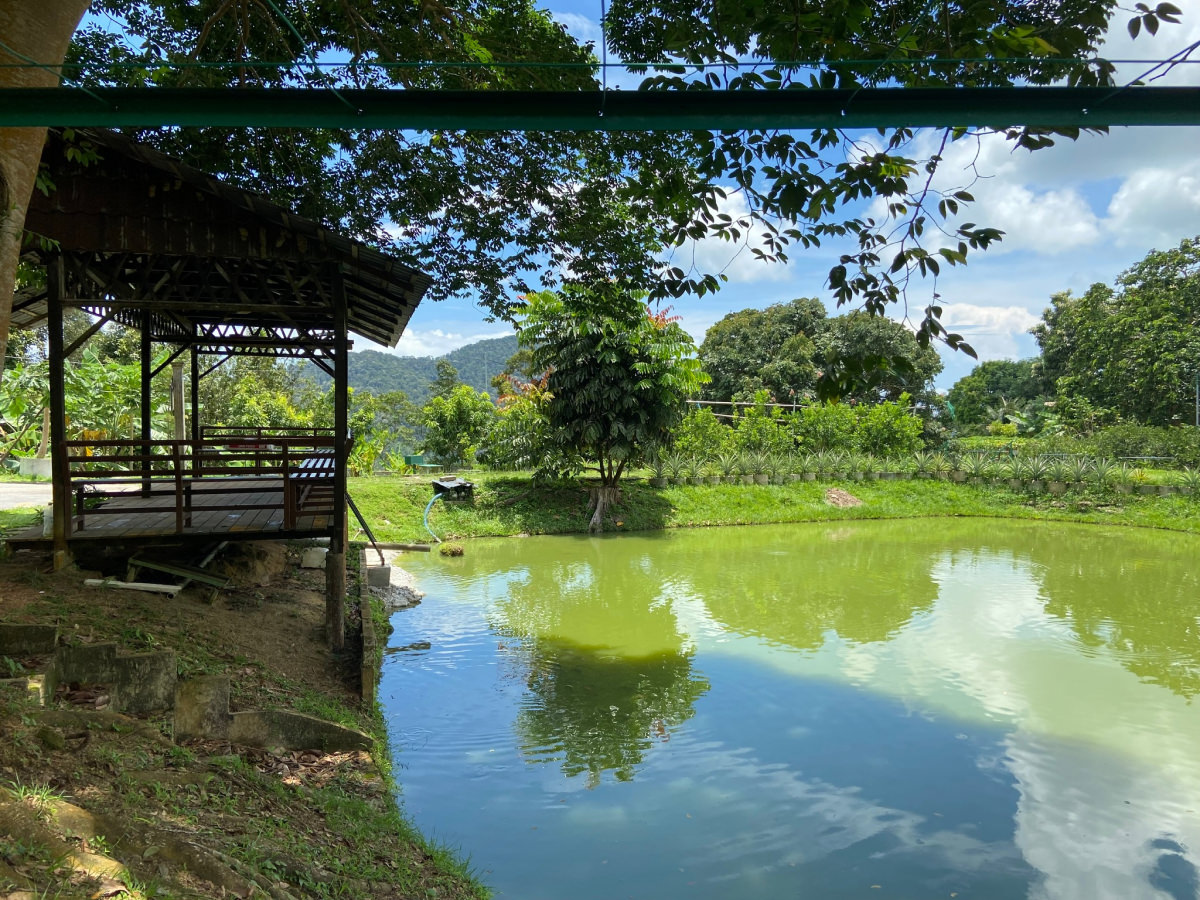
left=797, top=454, right=815, bottom=481
left=664, top=451, right=688, bottom=485
left=716, top=450, right=740, bottom=484
left=1177, top=466, right=1200, bottom=497
left=647, top=451, right=668, bottom=488
left=1025, top=456, right=1049, bottom=491
left=768, top=454, right=788, bottom=485
left=912, top=450, right=934, bottom=478
left=948, top=453, right=967, bottom=483
left=735, top=452, right=756, bottom=485
left=862, top=454, right=882, bottom=480
left=963, top=452, right=990, bottom=485
left=1090, top=457, right=1117, bottom=491
left=1113, top=462, right=1134, bottom=494
left=750, top=451, right=771, bottom=485
left=1046, top=457, right=1070, bottom=494
left=684, top=455, right=705, bottom=485
left=1066, top=456, right=1093, bottom=490
left=703, top=456, right=723, bottom=485
left=812, top=450, right=832, bottom=480
left=1003, top=457, right=1024, bottom=491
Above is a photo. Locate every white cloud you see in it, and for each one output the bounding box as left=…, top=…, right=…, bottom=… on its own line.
left=550, top=11, right=602, bottom=46
left=937, top=303, right=1042, bottom=361
left=1104, top=160, right=1200, bottom=247
left=391, top=327, right=513, bottom=359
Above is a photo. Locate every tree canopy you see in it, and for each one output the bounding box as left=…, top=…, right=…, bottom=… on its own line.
left=518, top=285, right=706, bottom=528
left=946, top=359, right=1048, bottom=427
left=604, top=0, right=1179, bottom=348
left=0, top=0, right=1185, bottom=383
left=1032, top=237, right=1200, bottom=426
left=698, top=298, right=825, bottom=403
left=698, top=299, right=941, bottom=405
left=64, top=0, right=708, bottom=317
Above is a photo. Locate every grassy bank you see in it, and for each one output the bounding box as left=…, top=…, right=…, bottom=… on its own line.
left=0, top=543, right=488, bottom=899
left=349, top=472, right=1200, bottom=542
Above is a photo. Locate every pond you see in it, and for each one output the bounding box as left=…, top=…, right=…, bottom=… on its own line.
left=379, top=519, right=1200, bottom=900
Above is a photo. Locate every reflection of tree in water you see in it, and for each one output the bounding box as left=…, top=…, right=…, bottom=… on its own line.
left=1031, top=529, right=1200, bottom=698
left=517, top=641, right=708, bottom=786
left=678, top=523, right=944, bottom=651
left=490, top=537, right=708, bottom=785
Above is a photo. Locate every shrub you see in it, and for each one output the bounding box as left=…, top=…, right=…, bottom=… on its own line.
left=1088, top=424, right=1200, bottom=468
left=485, top=387, right=575, bottom=477
left=789, top=402, right=857, bottom=452
left=422, top=384, right=496, bottom=468
left=731, top=394, right=793, bottom=455
left=855, top=396, right=924, bottom=457
left=674, top=407, right=732, bottom=460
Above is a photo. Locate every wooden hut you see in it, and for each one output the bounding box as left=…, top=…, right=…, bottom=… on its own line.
left=10, top=128, right=431, bottom=647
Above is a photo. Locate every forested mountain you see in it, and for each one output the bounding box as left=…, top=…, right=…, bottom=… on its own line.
left=307, top=334, right=518, bottom=406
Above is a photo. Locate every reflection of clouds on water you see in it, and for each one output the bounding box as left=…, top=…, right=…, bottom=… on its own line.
left=1006, top=730, right=1200, bottom=900
left=869, top=549, right=1200, bottom=900
left=667, top=744, right=1023, bottom=878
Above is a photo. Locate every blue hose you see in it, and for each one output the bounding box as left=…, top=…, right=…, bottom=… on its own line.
left=423, top=493, right=444, bottom=543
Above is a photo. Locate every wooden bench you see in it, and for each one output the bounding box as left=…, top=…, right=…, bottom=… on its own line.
left=284, top=450, right=337, bottom=528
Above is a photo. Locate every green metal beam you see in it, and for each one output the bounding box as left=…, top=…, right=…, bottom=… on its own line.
left=1, top=86, right=1199, bottom=129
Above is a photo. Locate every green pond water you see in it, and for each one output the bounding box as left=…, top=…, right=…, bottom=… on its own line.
left=379, top=519, right=1200, bottom=900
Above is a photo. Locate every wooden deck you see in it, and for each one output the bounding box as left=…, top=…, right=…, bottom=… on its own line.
left=7, top=476, right=333, bottom=549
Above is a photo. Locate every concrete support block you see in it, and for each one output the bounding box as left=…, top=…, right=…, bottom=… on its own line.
left=0, top=624, right=58, bottom=656
left=359, top=548, right=378, bottom=707
left=229, top=709, right=372, bottom=752
left=174, top=676, right=231, bottom=741
left=366, top=565, right=391, bottom=588
left=114, top=650, right=178, bottom=715
left=52, top=643, right=176, bottom=715
left=300, top=547, right=328, bottom=569
left=55, top=644, right=117, bottom=682
left=326, top=551, right=346, bottom=651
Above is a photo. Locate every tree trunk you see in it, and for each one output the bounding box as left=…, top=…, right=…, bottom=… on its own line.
left=588, top=484, right=621, bottom=533
left=0, top=4, right=90, bottom=376
left=36, top=405, right=49, bottom=457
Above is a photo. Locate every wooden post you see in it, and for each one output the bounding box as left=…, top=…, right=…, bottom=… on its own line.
left=47, top=255, right=69, bottom=569
left=190, top=344, right=200, bottom=472
left=189, top=345, right=200, bottom=442
left=171, top=359, right=185, bottom=441
left=140, top=309, right=152, bottom=496
left=326, top=268, right=348, bottom=651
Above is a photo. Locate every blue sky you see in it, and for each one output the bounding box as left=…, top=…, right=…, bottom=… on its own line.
left=389, top=0, right=1200, bottom=390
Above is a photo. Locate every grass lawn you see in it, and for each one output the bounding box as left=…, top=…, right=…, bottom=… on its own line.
left=348, top=472, right=1200, bottom=544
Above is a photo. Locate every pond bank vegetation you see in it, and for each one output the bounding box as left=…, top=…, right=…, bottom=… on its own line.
left=349, top=468, right=1200, bottom=544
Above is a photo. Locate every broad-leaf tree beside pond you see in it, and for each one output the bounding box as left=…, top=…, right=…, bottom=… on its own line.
left=420, top=384, right=496, bottom=468
left=518, top=286, right=708, bottom=531
left=947, top=359, right=1049, bottom=430
left=1032, top=237, right=1200, bottom=427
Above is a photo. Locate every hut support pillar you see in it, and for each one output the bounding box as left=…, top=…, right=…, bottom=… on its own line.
left=326, top=269, right=348, bottom=651
left=140, top=310, right=152, bottom=496
left=47, top=255, right=69, bottom=570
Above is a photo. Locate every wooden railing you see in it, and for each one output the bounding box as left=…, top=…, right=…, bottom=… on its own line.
left=63, top=435, right=344, bottom=535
